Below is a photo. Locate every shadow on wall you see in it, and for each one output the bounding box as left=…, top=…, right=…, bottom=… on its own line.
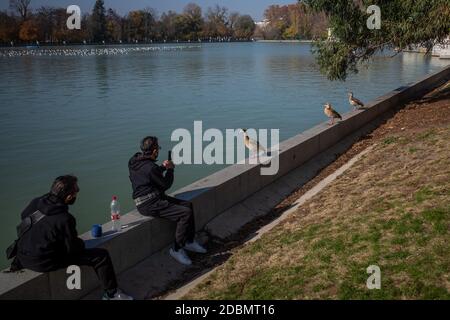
left=175, top=187, right=214, bottom=201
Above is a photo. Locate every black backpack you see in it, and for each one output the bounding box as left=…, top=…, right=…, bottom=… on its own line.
left=5, top=210, right=46, bottom=271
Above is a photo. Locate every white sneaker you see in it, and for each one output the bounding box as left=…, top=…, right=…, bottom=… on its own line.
left=169, top=248, right=192, bottom=265
left=184, top=241, right=207, bottom=254
left=102, top=289, right=134, bottom=300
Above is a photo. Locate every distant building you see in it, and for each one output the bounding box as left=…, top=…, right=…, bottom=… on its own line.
left=432, top=37, right=450, bottom=59
left=254, top=19, right=270, bottom=41
left=255, top=19, right=270, bottom=28
left=405, top=37, right=450, bottom=59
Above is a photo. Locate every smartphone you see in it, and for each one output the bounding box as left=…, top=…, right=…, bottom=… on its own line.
left=168, top=150, right=172, bottom=161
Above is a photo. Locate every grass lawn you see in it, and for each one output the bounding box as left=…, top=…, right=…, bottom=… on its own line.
left=184, top=85, right=450, bottom=300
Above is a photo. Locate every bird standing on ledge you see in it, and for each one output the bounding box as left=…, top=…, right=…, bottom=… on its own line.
left=240, top=129, right=267, bottom=156
left=324, top=103, right=342, bottom=125
left=348, top=92, right=365, bottom=110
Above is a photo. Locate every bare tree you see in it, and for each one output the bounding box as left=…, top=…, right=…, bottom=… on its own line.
left=9, top=0, right=31, bottom=20
left=205, top=5, right=229, bottom=38
left=228, top=11, right=239, bottom=31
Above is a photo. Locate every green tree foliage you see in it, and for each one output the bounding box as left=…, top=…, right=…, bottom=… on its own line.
left=264, top=5, right=290, bottom=39
left=0, top=10, right=19, bottom=42
left=254, top=2, right=328, bottom=41
left=204, top=5, right=229, bottom=38
left=306, top=0, right=450, bottom=80
left=159, top=10, right=178, bottom=40
left=91, top=0, right=106, bottom=42
left=181, top=3, right=204, bottom=40
left=35, top=6, right=55, bottom=41
left=228, top=12, right=240, bottom=32
left=234, top=15, right=256, bottom=39
left=106, top=9, right=123, bottom=42
left=0, top=1, right=257, bottom=44
left=125, top=9, right=157, bottom=42
left=18, top=18, right=38, bottom=41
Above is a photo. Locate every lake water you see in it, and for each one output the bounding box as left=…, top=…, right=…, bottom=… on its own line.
left=0, top=42, right=448, bottom=269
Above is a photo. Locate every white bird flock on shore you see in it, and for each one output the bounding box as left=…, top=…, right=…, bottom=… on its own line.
left=0, top=45, right=201, bottom=58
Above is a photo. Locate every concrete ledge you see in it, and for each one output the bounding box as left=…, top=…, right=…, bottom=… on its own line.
left=1, top=65, right=449, bottom=299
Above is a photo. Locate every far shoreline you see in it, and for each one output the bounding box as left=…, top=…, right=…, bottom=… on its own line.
left=0, top=39, right=315, bottom=49
left=255, top=39, right=313, bottom=43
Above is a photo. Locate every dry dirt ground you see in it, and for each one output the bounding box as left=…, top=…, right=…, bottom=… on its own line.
left=181, top=81, right=450, bottom=300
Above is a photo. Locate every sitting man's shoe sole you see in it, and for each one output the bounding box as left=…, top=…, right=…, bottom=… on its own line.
left=169, top=248, right=192, bottom=265
left=184, top=241, right=207, bottom=254
left=102, top=289, right=134, bottom=300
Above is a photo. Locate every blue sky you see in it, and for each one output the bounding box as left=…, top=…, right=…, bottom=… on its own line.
left=0, top=0, right=296, bottom=20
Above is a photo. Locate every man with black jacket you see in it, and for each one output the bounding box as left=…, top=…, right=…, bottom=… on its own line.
left=128, top=136, right=207, bottom=266
left=11, top=175, right=132, bottom=300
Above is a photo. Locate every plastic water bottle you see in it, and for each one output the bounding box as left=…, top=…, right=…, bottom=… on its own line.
left=111, top=196, right=121, bottom=232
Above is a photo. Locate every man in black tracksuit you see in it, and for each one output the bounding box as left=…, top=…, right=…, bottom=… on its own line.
left=11, top=175, right=132, bottom=300
left=128, top=136, right=207, bottom=266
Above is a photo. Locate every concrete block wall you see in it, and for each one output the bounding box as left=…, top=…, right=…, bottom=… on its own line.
left=1, top=65, right=449, bottom=299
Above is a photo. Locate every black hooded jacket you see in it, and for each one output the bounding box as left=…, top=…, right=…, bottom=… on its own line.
left=16, top=194, right=85, bottom=272
left=128, top=152, right=174, bottom=200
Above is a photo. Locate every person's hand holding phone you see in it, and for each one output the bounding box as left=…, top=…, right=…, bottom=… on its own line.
left=163, top=150, right=175, bottom=169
